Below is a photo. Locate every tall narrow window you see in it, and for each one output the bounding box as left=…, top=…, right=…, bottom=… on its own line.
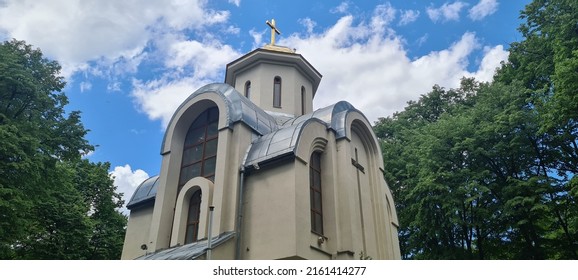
left=180, top=107, right=219, bottom=188
left=185, top=190, right=202, bottom=244
left=244, top=81, right=251, bottom=98
left=310, top=151, right=323, bottom=235
left=273, top=76, right=282, bottom=108
left=301, top=86, right=306, bottom=115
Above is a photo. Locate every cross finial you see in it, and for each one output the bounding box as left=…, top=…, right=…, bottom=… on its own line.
left=266, top=19, right=281, bottom=45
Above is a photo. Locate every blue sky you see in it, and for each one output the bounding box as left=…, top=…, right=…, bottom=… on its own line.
left=0, top=0, right=531, bottom=213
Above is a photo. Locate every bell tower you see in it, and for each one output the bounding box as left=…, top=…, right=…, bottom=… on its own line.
left=224, top=19, right=322, bottom=117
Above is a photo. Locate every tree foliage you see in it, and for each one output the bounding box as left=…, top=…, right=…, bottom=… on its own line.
left=0, top=39, right=126, bottom=259
left=376, top=0, right=577, bottom=259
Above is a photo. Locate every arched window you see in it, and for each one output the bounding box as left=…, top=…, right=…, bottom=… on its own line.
left=273, top=76, right=282, bottom=108
left=185, top=189, right=202, bottom=244
left=180, top=107, right=219, bottom=187
left=301, top=86, right=306, bottom=115
left=310, top=151, right=323, bottom=235
left=244, top=80, right=251, bottom=98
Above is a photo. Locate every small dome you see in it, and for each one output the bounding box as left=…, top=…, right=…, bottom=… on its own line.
left=126, top=175, right=159, bottom=209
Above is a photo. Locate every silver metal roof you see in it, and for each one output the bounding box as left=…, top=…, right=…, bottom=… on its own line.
left=285, top=101, right=361, bottom=139
left=266, top=110, right=296, bottom=126
left=136, top=231, right=235, bottom=260
left=243, top=118, right=327, bottom=168
left=162, top=83, right=279, bottom=154
left=126, top=175, right=159, bottom=209
left=243, top=101, right=365, bottom=169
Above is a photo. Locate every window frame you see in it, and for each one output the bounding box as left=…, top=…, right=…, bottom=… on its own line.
left=179, top=107, right=219, bottom=188
left=273, top=76, right=282, bottom=108
left=244, top=80, right=251, bottom=98
left=184, top=189, right=202, bottom=244
left=301, top=86, right=306, bottom=115
left=309, top=151, right=324, bottom=235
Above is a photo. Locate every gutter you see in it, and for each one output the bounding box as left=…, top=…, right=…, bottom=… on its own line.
left=235, top=144, right=253, bottom=260
left=234, top=166, right=246, bottom=260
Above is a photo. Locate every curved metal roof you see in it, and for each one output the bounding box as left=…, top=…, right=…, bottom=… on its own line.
left=126, top=175, right=159, bottom=209
left=285, top=101, right=361, bottom=139
left=243, top=101, right=367, bottom=169
left=243, top=118, right=327, bottom=168
left=162, top=83, right=279, bottom=154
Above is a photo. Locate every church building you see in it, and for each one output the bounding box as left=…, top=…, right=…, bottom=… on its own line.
left=121, top=20, right=401, bottom=260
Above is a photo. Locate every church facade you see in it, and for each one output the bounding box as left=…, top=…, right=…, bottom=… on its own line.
left=121, top=34, right=401, bottom=260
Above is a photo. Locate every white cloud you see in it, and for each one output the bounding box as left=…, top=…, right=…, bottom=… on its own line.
left=472, top=45, right=508, bottom=81
left=399, top=10, right=420, bottom=26
left=427, top=1, right=468, bottom=23
left=225, top=25, right=241, bottom=35
left=0, top=0, right=229, bottom=77
left=165, top=39, right=239, bottom=79
left=299, top=18, right=317, bottom=34
left=371, top=3, right=397, bottom=31
left=129, top=4, right=507, bottom=127
left=416, top=34, right=429, bottom=47
left=228, top=0, right=241, bottom=7
left=469, top=0, right=499, bottom=21
left=110, top=164, right=149, bottom=215
left=249, top=28, right=265, bottom=49
left=107, top=81, right=122, bottom=92
left=280, top=9, right=505, bottom=123
left=331, top=2, right=350, bottom=14
left=80, top=81, right=92, bottom=93
left=132, top=75, right=213, bottom=127
left=130, top=37, right=240, bottom=127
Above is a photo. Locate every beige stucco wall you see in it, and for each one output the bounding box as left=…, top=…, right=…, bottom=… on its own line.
left=237, top=117, right=400, bottom=260
left=241, top=162, right=297, bottom=259
left=121, top=205, right=154, bottom=260
left=232, top=63, right=314, bottom=116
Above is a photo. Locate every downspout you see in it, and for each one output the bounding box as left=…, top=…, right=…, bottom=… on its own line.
left=235, top=144, right=253, bottom=260
left=234, top=166, right=246, bottom=260
left=207, top=205, right=215, bottom=260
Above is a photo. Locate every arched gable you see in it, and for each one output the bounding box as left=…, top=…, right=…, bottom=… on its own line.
left=344, top=113, right=399, bottom=226
left=344, top=111, right=384, bottom=169
left=162, top=83, right=278, bottom=155
left=294, top=121, right=329, bottom=162
left=346, top=111, right=400, bottom=259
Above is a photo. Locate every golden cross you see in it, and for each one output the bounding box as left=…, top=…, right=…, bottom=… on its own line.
left=266, top=19, right=281, bottom=45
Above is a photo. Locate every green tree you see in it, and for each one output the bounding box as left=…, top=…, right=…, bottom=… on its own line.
left=376, top=78, right=577, bottom=259
left=74, top=160, right=127, bottom=260
left=375, top=79, right=485, bottom=259
left=0, top=39, right=126, bottom=259
left=376, top=0, right=577, bottom=260
left=497, top=0, right=578, bottom=258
